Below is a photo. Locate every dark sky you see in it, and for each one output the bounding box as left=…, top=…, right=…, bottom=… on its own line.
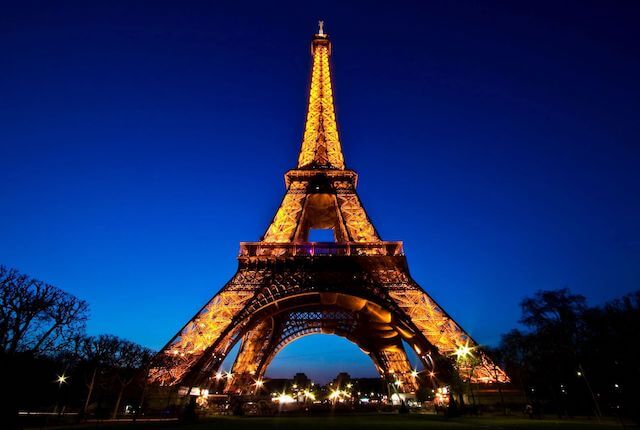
left=1, top=1, right=639, bottom=382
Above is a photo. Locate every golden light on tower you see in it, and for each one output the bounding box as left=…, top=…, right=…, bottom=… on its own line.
left=147, top=23, right=510, bottom=395
left=297, top=21, right=344, bottom=170
left=454, top=342, right=473, bottom=361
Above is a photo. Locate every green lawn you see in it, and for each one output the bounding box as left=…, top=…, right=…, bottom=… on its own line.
left=38, top=415, right=626, bottom=430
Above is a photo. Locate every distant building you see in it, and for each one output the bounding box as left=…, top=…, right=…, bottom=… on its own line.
left=351, top=378, right=386, bottom=396
left=263, top=378, right=290, bottom=394
left=331, top=372, right=351, bottom=388
left=293, top=373, right=311, bottom=388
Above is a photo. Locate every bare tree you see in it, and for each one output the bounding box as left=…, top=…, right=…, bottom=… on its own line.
left=107, top=338, right=153, bottom=419
left=1, top=266, right=89, bottom=428
left=0, top=265, right=89, bottom=356
left=79, top=335, right=120, bottom=416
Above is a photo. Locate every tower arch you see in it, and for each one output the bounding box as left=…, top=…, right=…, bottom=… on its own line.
left=148, top=24, right=509, bottom=399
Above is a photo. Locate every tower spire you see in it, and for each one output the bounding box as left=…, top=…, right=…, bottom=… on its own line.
left=149, top=28, right=511, bottom=393
left=297, top=23, right=345, bottom=169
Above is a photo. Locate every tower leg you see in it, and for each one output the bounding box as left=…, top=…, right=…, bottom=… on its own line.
left=227, top=318, right=277, bottom=394
left=372, top=339, right=418, bottom=393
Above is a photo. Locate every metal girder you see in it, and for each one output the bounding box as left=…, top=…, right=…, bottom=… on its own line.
left=226, top=308, right=418, bottom=394
left=148, top=28, right=510, bottom=395
left=297, top=36, right=344, bottom=169
left=149, top=255, right=508, bottom=389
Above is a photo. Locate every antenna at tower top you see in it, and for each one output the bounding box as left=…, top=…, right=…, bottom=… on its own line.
left=318, top=20, right=325, bottom=36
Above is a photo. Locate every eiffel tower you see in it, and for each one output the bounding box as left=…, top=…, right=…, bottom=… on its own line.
left=150, top=24, right=508, bottom=395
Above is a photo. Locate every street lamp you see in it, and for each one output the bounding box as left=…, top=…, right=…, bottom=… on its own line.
left=55, top=374, right=68, bottom=386
left=54, top=372, right=69, bottom=416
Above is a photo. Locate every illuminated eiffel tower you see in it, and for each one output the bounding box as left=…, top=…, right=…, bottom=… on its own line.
left=150, top=23, right=508, bottom=395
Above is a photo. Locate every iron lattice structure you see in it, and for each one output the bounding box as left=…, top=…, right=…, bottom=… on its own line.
left=149, top=27, right=509, bottom=395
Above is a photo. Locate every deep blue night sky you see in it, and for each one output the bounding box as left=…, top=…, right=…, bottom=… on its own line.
left=1, top=1, right=639, bottom=382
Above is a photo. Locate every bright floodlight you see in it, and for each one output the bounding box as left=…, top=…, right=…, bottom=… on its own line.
left=454, top=342, right=473, bottom=360
left=303, top=390, right=316, bottom=401
left=276, top=393, right=295, bottom=404
left=329, top=390, right=341, bottom=400
left=56, top=374, right=68, bottom=385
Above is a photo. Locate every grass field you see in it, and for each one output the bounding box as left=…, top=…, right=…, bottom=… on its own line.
left=38, top=414, right=627, bottom=430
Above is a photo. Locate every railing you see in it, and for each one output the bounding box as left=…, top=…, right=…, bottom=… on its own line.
left=239, top=241, right=404, bottom=257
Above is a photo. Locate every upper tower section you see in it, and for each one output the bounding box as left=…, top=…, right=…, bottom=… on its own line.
left=296, top=22, right=346, bottom=170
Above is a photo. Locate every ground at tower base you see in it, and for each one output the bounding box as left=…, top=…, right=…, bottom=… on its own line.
left=23, top=415, right=627, bottom=430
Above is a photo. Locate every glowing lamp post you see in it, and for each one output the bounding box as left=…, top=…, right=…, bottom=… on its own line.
left=54, top=373, right=69, bottom=415
left=56, top=374, right=68, bottom=386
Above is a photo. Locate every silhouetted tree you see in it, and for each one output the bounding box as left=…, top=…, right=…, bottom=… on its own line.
left=0, top=265, right=89, bottom=429
left=79, top=335, right=120, bottom=417
left=496, top=288, right=639, bottom=421
left=0, top=265, right=89, bottom=356
left=106, top=337, right=153, bottom=419
left=580, top=291, right=640, bottom=421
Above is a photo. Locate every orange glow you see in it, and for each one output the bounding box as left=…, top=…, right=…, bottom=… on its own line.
left=298, top=38, right=344, bottom=169
left=148, top=25, right=510, bottom=392
left=454, top=342, right=473, bottom=360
